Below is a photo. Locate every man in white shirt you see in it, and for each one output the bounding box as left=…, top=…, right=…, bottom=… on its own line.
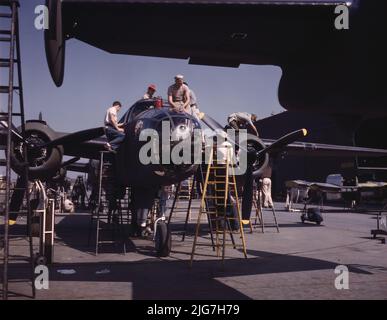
left=167, top=74, right=190, bottom=113
left=104, top=101, right=125, bottom=153
left=227, top=112, right=259, bottom=136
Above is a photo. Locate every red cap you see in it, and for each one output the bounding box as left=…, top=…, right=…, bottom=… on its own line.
left=148, top=84, right=156, bottom=91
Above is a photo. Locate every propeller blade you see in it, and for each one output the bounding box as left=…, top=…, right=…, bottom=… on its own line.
left=40, top=127, right=105, bottom=148
left=61, top=157, right=81, bottom=168
left=241, top=162, right=254, bottom=220
left=0, top=120, right=26, bottom=143
left=257, top=129, right=308, bottom=157
left=201, top=113, right=249, bottom=153
left=200, top=114, right=224, bottom=131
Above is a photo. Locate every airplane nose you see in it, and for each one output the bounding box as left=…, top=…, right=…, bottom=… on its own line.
left=171, top=123, right=191, bottom=141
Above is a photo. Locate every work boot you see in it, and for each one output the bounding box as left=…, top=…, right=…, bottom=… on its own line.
left=104, top=143, right=117, bottom=154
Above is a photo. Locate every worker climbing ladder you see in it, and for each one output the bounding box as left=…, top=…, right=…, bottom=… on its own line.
left=190, top=144, right=247, bottom=266
left=0, top=0, right=35, bottom=300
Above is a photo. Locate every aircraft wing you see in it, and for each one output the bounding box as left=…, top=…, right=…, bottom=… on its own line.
left=285, top=180, right=356, bottom=192
left=42, top=126, right=387, bottom=161
left=262, top=139, right=387, bottom=158
left=65, top=162, right=90, bottom=173
left=47, top=0, right=387, bottom=117
left=46, top=0, right=349, bottom=86
left=54, top=131, right=107, bottom=160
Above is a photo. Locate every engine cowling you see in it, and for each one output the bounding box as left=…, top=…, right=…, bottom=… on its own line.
left=239, top=136, right=270, bottom=178
left=10, top=120, right=63, bottom=180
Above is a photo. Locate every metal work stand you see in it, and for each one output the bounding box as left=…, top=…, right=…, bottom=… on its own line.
left=370, top=203, right=387, bottom=244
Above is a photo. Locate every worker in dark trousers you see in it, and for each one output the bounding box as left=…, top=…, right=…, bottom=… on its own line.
left=130, top=186, right=158, bottom=237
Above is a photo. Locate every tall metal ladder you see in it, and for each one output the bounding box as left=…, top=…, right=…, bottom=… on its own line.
left=0, top=0, right=35, bottom=300
left=190, top=144, right=247, bottom=266
left=88, top=151, right=127, bottom=255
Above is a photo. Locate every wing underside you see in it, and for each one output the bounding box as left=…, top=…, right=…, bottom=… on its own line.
left=47, top=0, right=350, bottom=85
left=61, top=0, right=347, bottom=64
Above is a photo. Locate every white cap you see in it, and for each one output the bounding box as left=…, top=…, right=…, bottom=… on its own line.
left=175, top=74, right=184, bottom=79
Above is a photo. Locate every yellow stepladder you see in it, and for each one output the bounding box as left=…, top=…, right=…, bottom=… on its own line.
left=190, top=143, right=247, bottom=267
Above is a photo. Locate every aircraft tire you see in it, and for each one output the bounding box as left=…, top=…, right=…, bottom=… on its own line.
left=35, top=255, right=47, bottom=266
left=155, top=222, right=171, bottom=257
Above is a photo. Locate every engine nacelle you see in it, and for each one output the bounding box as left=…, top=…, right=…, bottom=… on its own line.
left=245, top=137, right=270, bottom=178
left=10, top=120, right=63, bottom=180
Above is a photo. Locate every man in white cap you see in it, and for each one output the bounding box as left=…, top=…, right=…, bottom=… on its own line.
left=167, top=74, right=191, bottom=113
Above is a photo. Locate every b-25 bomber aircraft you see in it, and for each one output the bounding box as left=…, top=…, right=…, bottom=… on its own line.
left=3, top=97, right=387, bottom=255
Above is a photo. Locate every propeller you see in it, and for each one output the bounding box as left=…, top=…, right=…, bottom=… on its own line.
left=241, top=128, right=308, bottom=219
left=200, top=113, right=308, bottom=220
left=39, top=127, right=105, bottom=148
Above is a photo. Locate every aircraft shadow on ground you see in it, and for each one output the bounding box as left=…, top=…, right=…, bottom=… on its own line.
left=3, top=213, right=377, bottom=299
left=55, top=215, right=242, bottom=257
left=3, top=249, right=374, bottom=300
left=55, top=214, right=139, bottom=255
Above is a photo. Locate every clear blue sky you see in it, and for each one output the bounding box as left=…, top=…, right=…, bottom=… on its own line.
left=16, top=0, right=285, bottom=133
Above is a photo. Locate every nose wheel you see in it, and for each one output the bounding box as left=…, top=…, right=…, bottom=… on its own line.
left=154, top=218, right=171, bottom=257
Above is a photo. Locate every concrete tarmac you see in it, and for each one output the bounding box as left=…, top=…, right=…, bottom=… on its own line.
left=1, top=201, right=386, bottom=300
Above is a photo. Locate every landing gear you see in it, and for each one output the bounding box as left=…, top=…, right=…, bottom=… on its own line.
left=131, top=187, right=172, bottom=257
left=154, top=220, right=171, bottom=257
left=34, top=254, right=47, bottom=266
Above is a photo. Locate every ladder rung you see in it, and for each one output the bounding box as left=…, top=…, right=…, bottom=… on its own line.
left=0, top=13, right=12, bottom=18
left=0, top=30, right=11, bottom=35
left=207, top=181, right=235, bottom=185
left=0, top=86, right=20, bottom=93
left=0, top=112, right=22, bottom=116
left=0, top=37, right=11, bottom=42
left=0, top=58, right=18, bottom=63
left=203, top=196, right=226, bottom=199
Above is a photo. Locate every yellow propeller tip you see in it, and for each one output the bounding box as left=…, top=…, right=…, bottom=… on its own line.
left=302, top=129, right=308, bottom=136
